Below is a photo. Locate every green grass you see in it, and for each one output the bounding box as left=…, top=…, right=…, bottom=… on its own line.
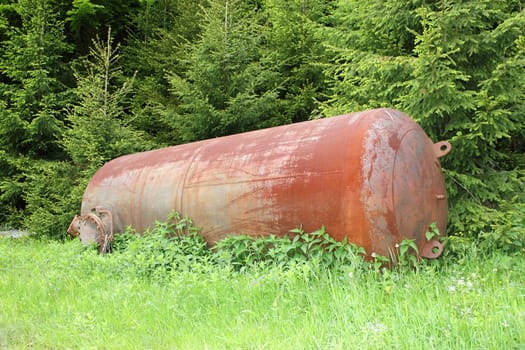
left=0, top=236, right=523, bottom=349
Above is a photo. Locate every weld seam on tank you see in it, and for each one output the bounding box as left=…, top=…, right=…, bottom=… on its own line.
left=180, top=145, right=205, bottom=214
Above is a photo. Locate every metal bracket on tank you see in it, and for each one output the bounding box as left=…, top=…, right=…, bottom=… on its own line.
left=420, top=239, right=444, bottom=259
left=433, top=141, right=452, bottom=158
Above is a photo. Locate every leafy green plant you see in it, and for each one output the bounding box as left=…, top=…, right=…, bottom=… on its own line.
left=369, top=252, right=390, bottom=273
left=105, top=213, right=377, bottom=279
left=373, top=223, right=444, bottom=272
left=107, top=213, right=457, bottom=280
left=440, top=201, right=524, bottom=260
left=480, top=201, right=525, bottom=255
left=109, top=229, right=140, bottom=252
left=109, top=212, right=210, bottom=281
left=213, top=226, right=366, bottom=271
left=167, top=210, right=202, bottom=237
left=394, top=239, right=419, bottom=270
left=425, top=222, right=441, bottom=242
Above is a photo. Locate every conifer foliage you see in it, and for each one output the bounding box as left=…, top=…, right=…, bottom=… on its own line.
left=0, top=0, right=72, bottom=227
left=166, top=0, right=285, bottom=142
left=63, top=28, right=152, bottom=173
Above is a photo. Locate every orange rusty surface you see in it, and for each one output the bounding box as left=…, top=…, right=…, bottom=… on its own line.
left=69, top=108, right=450, bottom=258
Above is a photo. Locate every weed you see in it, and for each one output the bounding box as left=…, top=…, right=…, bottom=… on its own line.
left=425, top=222, right=441, bottom=241
left=213, top=226, right=365, bottom=271
left=480, top=201, right=524, bottom=255
left=100, top=214, right=468, bottom=278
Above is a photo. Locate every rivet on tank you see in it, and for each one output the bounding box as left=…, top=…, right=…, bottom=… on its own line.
left=68, top=108, right=451, bottom=259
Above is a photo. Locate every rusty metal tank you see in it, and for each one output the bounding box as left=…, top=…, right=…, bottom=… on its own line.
left=68, top=108, right=451, bottom=258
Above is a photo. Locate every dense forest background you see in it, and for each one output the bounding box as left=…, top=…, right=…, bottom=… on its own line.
left=0, top=0, right=523, bottom=243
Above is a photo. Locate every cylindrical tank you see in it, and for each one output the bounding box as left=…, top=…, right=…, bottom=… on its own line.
left=68, top=108, right=451, bottom=258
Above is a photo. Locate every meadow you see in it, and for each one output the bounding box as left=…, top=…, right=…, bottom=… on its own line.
left=0, top=233, right=523, bottom=350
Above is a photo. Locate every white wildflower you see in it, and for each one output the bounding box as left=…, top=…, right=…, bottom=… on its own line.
left=365, top=322, right=388, bottom=334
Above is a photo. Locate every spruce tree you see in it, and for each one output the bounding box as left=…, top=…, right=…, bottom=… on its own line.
left=261, top=0, right=331, bottom=122
left=0, top=0, right=73, bottom=227
left=0, top=0, right=72, bottom=159
left=166, top=0, right=285, bottom=142
left=65, top=0, right=141, bottom=55
left=123, top=0, right=208, bottom=146
left=63, top=28, right=153, bottom=173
